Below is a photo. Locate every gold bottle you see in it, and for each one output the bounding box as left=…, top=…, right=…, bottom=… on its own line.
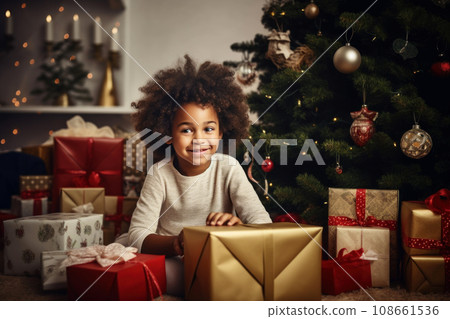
left=97, top=60, right=118, bottom=106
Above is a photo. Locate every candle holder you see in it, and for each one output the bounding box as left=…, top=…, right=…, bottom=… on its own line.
left=92, top=43, right=103, bottom=62
left=2, top=35, right=14, bottom=53
left=45, top=41, right=53, bottom=57
left=109, top=50, right=120, bottom=69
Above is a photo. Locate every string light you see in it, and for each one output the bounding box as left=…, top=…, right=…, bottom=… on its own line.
left=64, top=33, right=69, bottom=40
left=49, top=130, right=53, bottom=136
left=12, top=129, right=18, bottom=135
left=21, top=3, right=26, bottom=9
left=314, top=140, right=318, bottom=144
left=59, top=6, right=64, bottom=12
left=21, top=97, right=27, bottom=103
left=87, top=73, right=93, bottom=79
left=393, top=142, right=397, bottom=147
left=297, top=99, right=301, bottom=106
left=54, top=78, right=60, bottom=84
left=14, top=101, right=20, bottom=107
left=1, top=139, right=6, bottom=145
left=11, top=98, right=17, bottom=103
left=269, top=183, right=273, bottom=187
left=22, top=42, right=28, bottom=48
left=16, top=90, right=21, bottom=96
left=70, top=55, right=76, bottom=61
left=280, top=12, right=285, bottom=16
left=265, top=95, right=272, bottom=99
left=50, top=58, right=55, bottom=63
left=333, top=117, right=338, bottom=122
left=349, top=147, right=353, bottom=150
left=14, top=61, right=20, bottom=67
left=271, top=11, right=275, bottom=16
left=29, top=59, right=35, bottom=65
left=115, top=22, right=121, bottom=27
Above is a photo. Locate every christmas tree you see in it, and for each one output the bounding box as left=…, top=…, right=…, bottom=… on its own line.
left=31, top=39, right=92, bottom=105
left=227, top=0, right=450, bottom=226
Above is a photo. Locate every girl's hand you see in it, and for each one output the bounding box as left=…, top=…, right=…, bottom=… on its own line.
left=172, top=230, right=184, bottom=256
left=206, top=212, right=243, bottom=226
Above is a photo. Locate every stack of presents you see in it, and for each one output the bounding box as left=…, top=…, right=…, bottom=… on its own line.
left=0, top=135, right=449, bottom=300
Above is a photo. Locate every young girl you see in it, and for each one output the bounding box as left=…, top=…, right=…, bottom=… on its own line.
left=127, top=55, right=272, bottom=296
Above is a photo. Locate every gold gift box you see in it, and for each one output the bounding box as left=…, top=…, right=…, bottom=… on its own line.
left=20, top=175, right=52, bottom=192
left=336, top=226, right=390, bottom=287
left=328, top=188, right=399, bottom=280
left=401, top=201, right=443, bottom=255
left=60, top=188, right=105, bottom=214
left=103, top=195, right=138, bottom=244
left=184, top=222, right=323, bottom=301
left=404, top=255, right=448, bottom=294
left=22, top=144, right=53, bottom=175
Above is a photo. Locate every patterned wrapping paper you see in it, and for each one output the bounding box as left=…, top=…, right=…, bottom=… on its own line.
left=11, top=195, right=49, bottom=217
left=22, top=144, right=53, bottom=175
left=20, top=175, right=53, bottom=193
left=336, top=226, right=390, bottom=287
left=184, top=223, right=323, bottom=301
left=328, top=188, right=399, bottom=281
left=3, top=213, right=103, bottom=276
left=41, top=250, right=69, bottom=290
left=404, top=254, right=449, bottom=293
left=123, top=139, right=147, bottom=197
left=103, top=195, right=138, bottom=243
left=401, top=201, right=448, bottom=256
left=60, top=188, right=105, bottom=214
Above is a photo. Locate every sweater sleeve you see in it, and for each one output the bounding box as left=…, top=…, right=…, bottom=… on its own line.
left=127, top=168, right=165, bottom=252
left=228, top=160, right=272, bottom=224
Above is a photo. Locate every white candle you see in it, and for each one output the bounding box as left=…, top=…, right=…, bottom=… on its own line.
left=110, top=26, right=119, bottom=51
left=45, top=15, right=53, bottom=42
left=93, top=16, right=102, bottom=44
left=72, top=14, right=80, bottom=41
left=5, top=10, right=13, bottom=36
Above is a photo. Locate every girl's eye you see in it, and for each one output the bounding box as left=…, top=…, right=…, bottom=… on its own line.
left=181, top=128, right=192, bottom=133
left=205, top=127, right=214, bottom=132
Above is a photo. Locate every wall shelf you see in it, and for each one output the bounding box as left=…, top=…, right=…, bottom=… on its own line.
left=0, top=106, right=134, bottom=115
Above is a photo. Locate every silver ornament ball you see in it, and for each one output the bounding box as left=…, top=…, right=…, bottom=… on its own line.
left=333, top=43, right=361, bottom=74
left=400, top=124, right=433, bottom=159
left=236, top=60, right=256, bottom=85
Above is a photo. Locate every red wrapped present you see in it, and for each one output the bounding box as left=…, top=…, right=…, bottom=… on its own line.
left=52, top=137, right=123, bottom=212
left=322, top=248, right=372, bottom=295
left=67, top=253, right=166, bottom=300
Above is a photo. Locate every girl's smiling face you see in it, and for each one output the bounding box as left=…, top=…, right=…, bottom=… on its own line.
left=168, top=103, right=223, bottom=176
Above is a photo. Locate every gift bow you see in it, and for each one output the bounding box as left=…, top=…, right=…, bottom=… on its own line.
left=336, top=248, right=365, bottom=263
left=71, top=203, right=94, bottom=214
left=20, top=190, right=50, bottom=200
left=61, top=243, right=163, bottom=301
left=328, top=189, right=397, bottom=230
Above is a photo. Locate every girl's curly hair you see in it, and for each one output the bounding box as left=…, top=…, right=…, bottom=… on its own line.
left=131, top=55, right=250, bottom=144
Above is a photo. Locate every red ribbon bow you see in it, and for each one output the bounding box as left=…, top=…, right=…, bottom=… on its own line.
left=424, top=189, right=450, bottom=251
left=336, top=248, right=365, bottom=263
left=20, top=190, right=50, bottom=200
left=328, top=189, right=397, bottom=230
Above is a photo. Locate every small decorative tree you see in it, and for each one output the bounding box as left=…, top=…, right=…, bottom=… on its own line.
left=32, top=40, right=92, bottom=106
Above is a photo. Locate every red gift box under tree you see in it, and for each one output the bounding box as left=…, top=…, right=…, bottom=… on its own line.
left=52, top=137, right=123, bottom=212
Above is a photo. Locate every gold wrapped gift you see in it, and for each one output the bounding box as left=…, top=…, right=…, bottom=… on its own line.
left=336, top=226, right=390, bottom=287
left=22, top=144, right=53, bottom=175
left=60, top=188, right=105, bottom=214
left=184, top=222, right=323, bottom=301
left=103, top=195, right=138, bottom=244
left=20, top=175, right=52, bottom=192
left=401, top=201, right=443, bottom=255
left=328, top=188, right=399, bottom=281
left=404, top=255, right=448, bottom=293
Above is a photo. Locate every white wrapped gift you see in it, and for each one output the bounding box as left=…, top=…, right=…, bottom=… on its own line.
left=336, top=226, right=390, bottom=287
left=3, top=213, right=103, bottom=276
left=41, top=250, right=68, bottom=290
left=11, top=195, right=48, bottom=217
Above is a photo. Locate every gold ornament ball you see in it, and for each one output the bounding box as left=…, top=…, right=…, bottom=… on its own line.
left=304, top=3, right=319, bottom=19
left=333, top=43, right=361, bottom=74
left=400, top=124, right=433, bottom=159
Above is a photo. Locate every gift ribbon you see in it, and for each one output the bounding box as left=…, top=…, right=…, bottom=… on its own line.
left=445, top=256, right=450, bottom=292
left=104, top=196, right=132, bottom=236
left=336, top=247, right=365, bottom=263
left=328, top=189, right=397, bottom=230
left=20, top=190, right=50, bottom=200
left=404, top=189, right=450, bottom=255
left=129, top=261, right=164, bottom=301
left=33, top=198, right=42, bottom=216
left=56, top=138, right=121, bottom=188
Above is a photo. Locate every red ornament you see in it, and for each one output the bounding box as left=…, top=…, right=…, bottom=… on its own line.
left=88, top=171, right=101, bottom=186
left=350, top=105, right=378, bottom=147
left=335, top=164, right=343, bottom=175
left=261, top=156, right=274, bottom=172
left=431, top=59, right=450, bottom=78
